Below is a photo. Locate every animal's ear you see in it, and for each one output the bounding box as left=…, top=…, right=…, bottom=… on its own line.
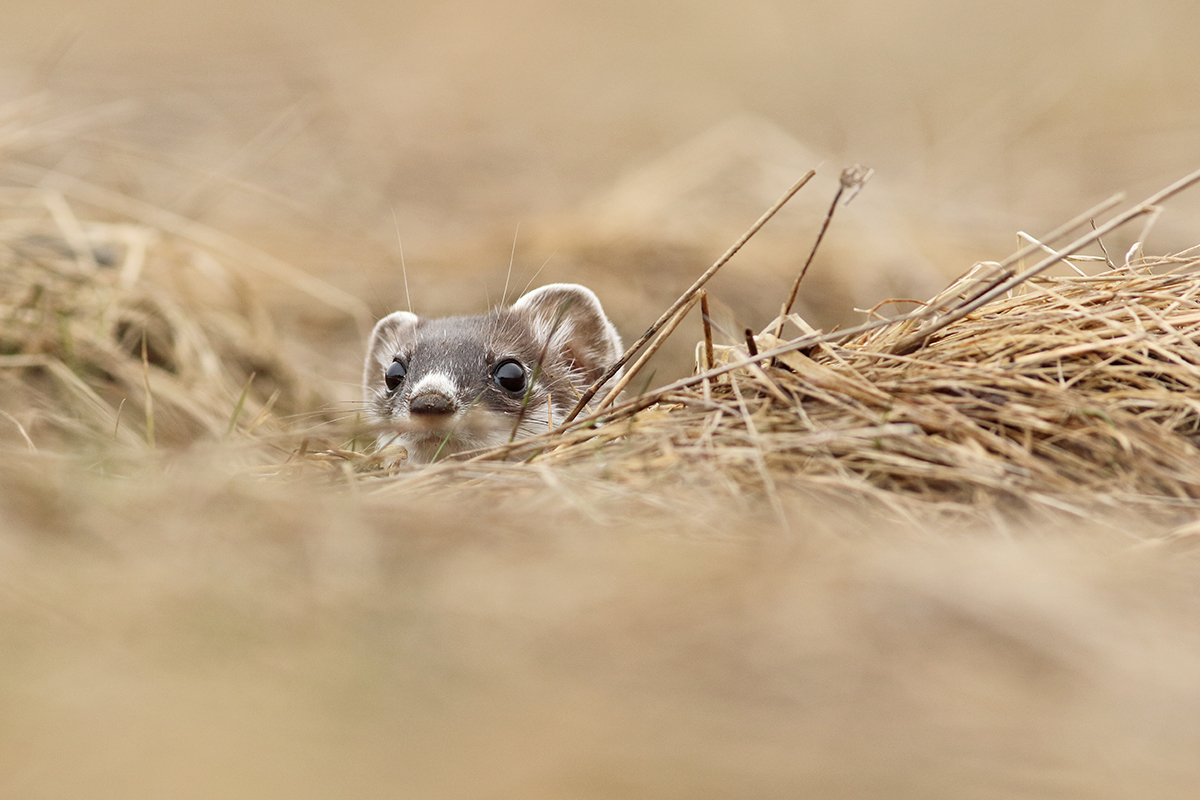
left=362, top=311, right=419, bottom=399
left=511, top=283, right=624, bottom=385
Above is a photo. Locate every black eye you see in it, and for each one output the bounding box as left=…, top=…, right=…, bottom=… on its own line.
left=384, top=359, right=407, bottom=392
left=493, top=359, right=526, bottom=394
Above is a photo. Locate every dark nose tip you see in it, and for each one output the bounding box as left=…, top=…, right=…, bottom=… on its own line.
left=410, top=392, right=455, bottom=415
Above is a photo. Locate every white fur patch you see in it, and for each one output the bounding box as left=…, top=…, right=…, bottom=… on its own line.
left=409, top=372, right=458, bottom=402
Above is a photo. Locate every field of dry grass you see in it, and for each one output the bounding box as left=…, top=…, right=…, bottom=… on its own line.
left=3, top=1, right=1200, bottom=798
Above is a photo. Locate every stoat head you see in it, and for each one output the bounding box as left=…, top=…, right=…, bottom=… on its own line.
left=362, top=283, right=623, bottom=463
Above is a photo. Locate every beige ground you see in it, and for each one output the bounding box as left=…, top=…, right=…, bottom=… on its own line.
left=2, top=1, right=1200, bottom=797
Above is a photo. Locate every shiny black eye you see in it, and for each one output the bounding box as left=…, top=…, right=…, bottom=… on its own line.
left=493, top=359, right=526, bottom=394
left=384, top=359, right=407, bottom=392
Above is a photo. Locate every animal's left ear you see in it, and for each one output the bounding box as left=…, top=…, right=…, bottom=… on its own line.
left=511, top=283, right=624, bottom=385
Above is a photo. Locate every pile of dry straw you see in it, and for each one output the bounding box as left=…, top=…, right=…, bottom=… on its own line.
left=0, top=176, right=324, bottom=453
left=356, top=168, right=1200, bottom=523
left=543, top=252, right=1200, bottom=518
left=6, top=155, right=1200, bottom=523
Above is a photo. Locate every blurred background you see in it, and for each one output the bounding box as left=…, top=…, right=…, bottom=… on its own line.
left=4, top=5, right=1200, bottom=798
left=2, top=0, right=1198, bottom=394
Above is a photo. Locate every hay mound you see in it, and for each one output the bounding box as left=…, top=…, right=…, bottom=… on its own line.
left=0, top=187, right=321, bottom=451
left=7, top=133, right=1199, bottom=525
left=334, top=169, right=1188, bottom=521
left=593, top=256, right=1200, bottom=513
left=375, top=249, right=1200, bottom=521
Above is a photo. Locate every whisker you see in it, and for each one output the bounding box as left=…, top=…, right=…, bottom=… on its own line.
left=391, top=207, right=413, bottom=314
left=519, top=248, right=556, bottom=299
left=502, top=222, right=520, bottom=307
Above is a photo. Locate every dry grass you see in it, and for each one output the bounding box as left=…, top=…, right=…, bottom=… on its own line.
left=6, top=123, right=1200, bottom=537
left=305, top=170, right=1200, bottom=531
left=531, top=253, right=1200, bottom=517
left=6, top=99, right=1200, bottom=799
left=0, top=183, right=332, bottom=455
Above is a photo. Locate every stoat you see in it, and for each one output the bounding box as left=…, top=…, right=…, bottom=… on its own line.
left=362, top=283, right=623, bottom=463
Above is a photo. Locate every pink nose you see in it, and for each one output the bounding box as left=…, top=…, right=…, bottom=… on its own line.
left=410, top=392, right=454, bottom=415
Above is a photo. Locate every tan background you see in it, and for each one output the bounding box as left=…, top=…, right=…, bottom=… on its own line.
left=3, top=0, right=1198, bottom=392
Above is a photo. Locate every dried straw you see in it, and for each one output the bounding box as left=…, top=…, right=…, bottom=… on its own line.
left=345, top=169, right=1200, bottom=523
left=9, top=115, right=1200, bottom=527
left=0, top=182, right=325, bottom=452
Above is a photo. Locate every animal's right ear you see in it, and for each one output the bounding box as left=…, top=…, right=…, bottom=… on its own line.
left=362, top=311, right=419, bottom=398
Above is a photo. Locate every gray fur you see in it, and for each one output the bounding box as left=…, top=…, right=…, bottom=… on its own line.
left=362, top=283, right=623, bottom=463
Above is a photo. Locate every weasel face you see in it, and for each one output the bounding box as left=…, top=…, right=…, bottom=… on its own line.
left=362, top=283, right=623, bottom=463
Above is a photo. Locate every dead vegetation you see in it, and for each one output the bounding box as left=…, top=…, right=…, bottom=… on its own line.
left=8, top=148, right=1200, bottom=528
left=5, top=0, right=1200, bottom=789
left=6, top=116, right=1200, bottom=536
left=5, top=101, right=1200, bottom=799
left=529, top=251, right=1200, bottom=517
left=292, top=167, right=1200, bottom=530
left=0, top=179, right=342, bottom=455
